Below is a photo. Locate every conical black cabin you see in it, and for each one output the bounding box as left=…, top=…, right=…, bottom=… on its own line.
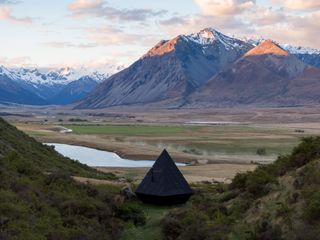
left=135, top=149, right=193, bottom=205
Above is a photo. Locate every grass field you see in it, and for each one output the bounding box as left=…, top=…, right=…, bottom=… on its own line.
left=64, top=124, right=200, bottom=136
left=63, top=124, right=305, bottom=158
left=13, top=122, right=313, bottom=164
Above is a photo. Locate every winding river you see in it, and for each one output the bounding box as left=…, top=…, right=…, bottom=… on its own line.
left=46, top=143, right=185, bottom=167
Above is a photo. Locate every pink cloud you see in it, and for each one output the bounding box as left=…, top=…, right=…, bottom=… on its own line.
left=0, top=6, right=32, bottom=24
left=194, top=0, right=255, bottom=16
left=283, top=0, right=320, bottom=10
left=68, top=0, right=103, bottom=11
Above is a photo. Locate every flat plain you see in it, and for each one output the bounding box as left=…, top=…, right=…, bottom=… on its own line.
left=5, top=105, right=320, bottom=183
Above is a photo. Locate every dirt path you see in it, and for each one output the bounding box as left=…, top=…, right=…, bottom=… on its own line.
left=96, top=163, right=257, bottom=184
left=72, top=176, right=125, bottom=186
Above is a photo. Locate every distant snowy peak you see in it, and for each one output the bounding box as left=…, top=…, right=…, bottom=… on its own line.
left=240, top=37, right=320, bottom=55
left=46, top=67, right=74, bottom=81
left=0, top=66, right=114, bottom=86
left=182, top=28, right=249, bottom=50
left=0, top=65, right=17, bottom=80
left=280, top=44, right=320, bottom=55
left=89, top=71, right=109, bottom=82
left=183, top=28, right=221, bottom=45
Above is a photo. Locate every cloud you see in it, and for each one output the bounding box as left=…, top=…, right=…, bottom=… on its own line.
left=84, top=26, right=160, bottom=48
left=159, top=14, right=252, bottom=38
left=0, top=6, right=32, bottom=24
left=256, top=10, right=320, bottom=48
left=43, top=58, right=126, bottom=74
left=86, top=26, right=141, bottom=45
left=282, top=0, right=320, bottom=11
left=194, top=0, right=255, bottom=16
left=68, top=0, right=167, bottom=22
left=245, top=6, right=286, bottom=26
left=0, top=0, right=18, bottom=4
left=68, top=0, right=103, bottom=11
left=0, top=56, right=35, bottom=67
left=160, top=16, right=188, bottom=26
left=159, top=1, right=320, bottom=50
left=43, top=41, right=98, bottom=49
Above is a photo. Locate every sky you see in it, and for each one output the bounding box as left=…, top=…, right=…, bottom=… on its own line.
left=0, top=0, right=319, bottom=71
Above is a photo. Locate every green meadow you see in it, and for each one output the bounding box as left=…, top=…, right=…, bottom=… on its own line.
left=63, top=124, right=306, bottom=157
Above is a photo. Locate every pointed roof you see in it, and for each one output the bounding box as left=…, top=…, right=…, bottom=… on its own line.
left=135, top=149, right=193, bottom=197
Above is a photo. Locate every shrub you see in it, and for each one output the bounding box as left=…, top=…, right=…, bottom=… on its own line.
left=303, top=192, right=320, bottom=222
left=245, top=170, right=277, bottom=197
left=114, top=203, right=146, bottom=226
left=290, top=137, right=320, bottom=168
left=161, top=215, right=183, bottom=240
left=162, top=209, right=214, bottom=240
left=60, top=199, right=98, bottom=217
left=230, top=173, right=248, bottom=190
left=294, top=129, right=305, bottom=133
left=45, top=171, right=72, bottom=186
left=254, top=219, right=282, bottom=240
left=256, top=148, right=267, bottom=156
left=231, top=169, right=277, bottom=198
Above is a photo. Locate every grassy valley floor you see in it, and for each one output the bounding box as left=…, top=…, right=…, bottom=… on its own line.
left=10, top=119, right=320, bottom=184
left=12, top=121, right=314, bottom=164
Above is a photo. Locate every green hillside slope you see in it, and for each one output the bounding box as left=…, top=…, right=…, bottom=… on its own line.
left=162, top=137, right=320, bottom=240
left=0, top=118, right=145, bottom=239
left=0, top=118, right=113, bottom=179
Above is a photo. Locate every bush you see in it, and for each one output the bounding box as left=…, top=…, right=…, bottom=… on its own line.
left=162, top=209, right=214, bottom=240
left=254, top=219, right=282, bottom=240
left=45, top=171, right=73, bottom=186
left=303, top=192, right=320, bottom=222
left=290, top=137, right=320, bottom=168
left=256, top=148, right=267, bottom=156
left=114, top=203, right=146, bottom=226
left=161, top=215, right=183, bottom=240
left=230, top=173, right=248, bottom=190
left=245, top=170, right=277, bottom=197
left=231, top=169, right=277, bottom=198
left=294, top=129, right=305, bottom=133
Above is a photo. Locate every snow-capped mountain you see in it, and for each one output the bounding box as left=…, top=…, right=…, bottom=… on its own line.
left=76, top=28, right=253, bottom=109
left=10, top=67, right=110, bottom=85
left=77, top=28, right=320, bottom=109
left=240, top=37, right=320, bottom=68
left=283, top=45, right=320, bottom=69
left=0, top=65, right=122, bottom=105
left=2, top=27, right=320, bottom=108
left=0, top=66, right=47, bottom=105
left=183, top=28, right=250, bottom=52
left=190, top=40, right=320, bottom=107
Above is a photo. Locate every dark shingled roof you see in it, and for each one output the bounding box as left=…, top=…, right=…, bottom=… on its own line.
left=135, top=149, right=193, bottom=197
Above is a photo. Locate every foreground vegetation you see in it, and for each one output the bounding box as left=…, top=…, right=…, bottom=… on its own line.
left=160, top=137, right=320, bottom=239
left=0, top=118, right=146, bottom=239
left=2, top=116, right=320, bottom=239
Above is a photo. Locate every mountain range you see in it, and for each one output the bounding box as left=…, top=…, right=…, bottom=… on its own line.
left=0, top=65, right=122, bottom=105
left=1, top=28, right=320, bottom=108
left=190, top=40, right=320, bottom=107
left=76, top=28, right=320, bottom=109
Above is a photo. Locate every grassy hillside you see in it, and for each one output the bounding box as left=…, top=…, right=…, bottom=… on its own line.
left=0, top=118, right=146, bottom=239
left=161, top=137, right=320, bottom=240
left=0, top=118, right=113, bottom=179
